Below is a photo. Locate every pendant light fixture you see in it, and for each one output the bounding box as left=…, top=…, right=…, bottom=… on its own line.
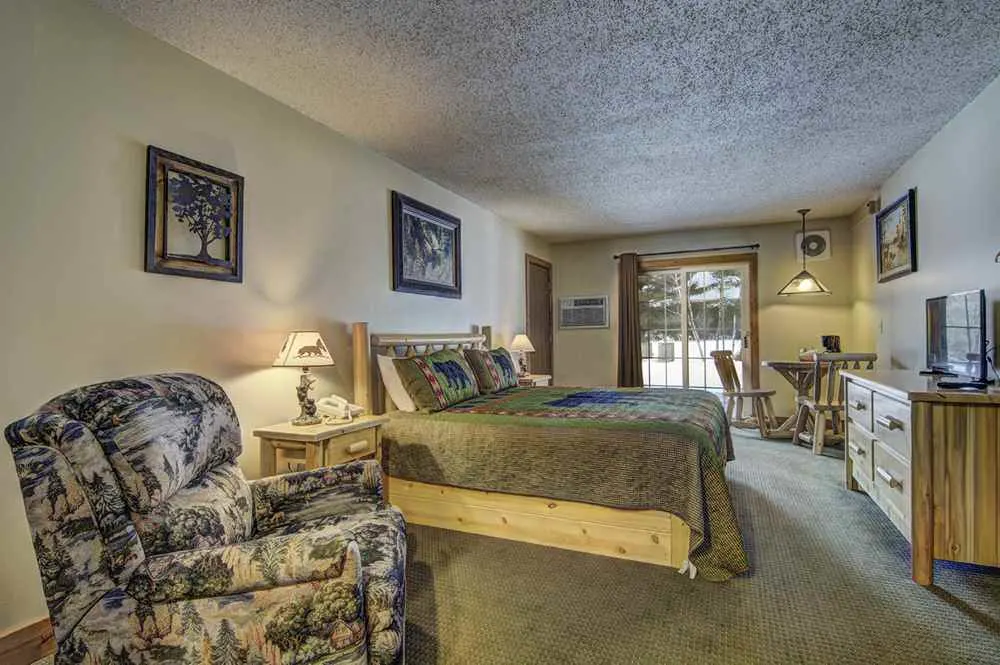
left=778, top=208, right=831, bottom=296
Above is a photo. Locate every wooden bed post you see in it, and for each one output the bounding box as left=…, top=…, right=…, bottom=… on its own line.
left=352, top=322, right=371, bottom=411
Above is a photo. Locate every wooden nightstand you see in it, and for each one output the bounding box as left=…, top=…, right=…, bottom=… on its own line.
left=518, top=374, right=552, bottom=387
left=254, top=415, right=389, bottom=477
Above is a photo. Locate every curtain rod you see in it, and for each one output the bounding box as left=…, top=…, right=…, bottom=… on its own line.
left=613, top=243, right=760, bottom=260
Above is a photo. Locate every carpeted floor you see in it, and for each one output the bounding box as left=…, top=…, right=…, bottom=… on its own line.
left=404, top=432, right=1000, bottom=664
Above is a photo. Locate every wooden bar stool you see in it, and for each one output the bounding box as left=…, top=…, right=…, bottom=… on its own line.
left=792, top=352, right=877, bottom=454
left=711, top=350, right=779, bottom=438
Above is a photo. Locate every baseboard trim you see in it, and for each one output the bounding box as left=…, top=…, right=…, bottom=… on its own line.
left=0, top=617, right=54, bottom=665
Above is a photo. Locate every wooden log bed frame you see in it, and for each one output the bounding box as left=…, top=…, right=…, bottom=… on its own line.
left=351, top=322, right=691, bottom=569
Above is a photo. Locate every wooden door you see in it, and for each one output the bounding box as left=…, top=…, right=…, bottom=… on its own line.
left=525, top=254, right=553, bottom=374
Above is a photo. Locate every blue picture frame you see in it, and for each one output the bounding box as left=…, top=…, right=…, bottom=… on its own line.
left=145, top=146, right=244, bottom=283
left=391, top=191, right=462, bottom=299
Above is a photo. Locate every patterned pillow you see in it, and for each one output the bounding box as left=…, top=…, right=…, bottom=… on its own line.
left=490, top=348, right=519, bottom=390
left=393, top=349, right=480, bottom=411
left=463, top=349, right=504, bottom=393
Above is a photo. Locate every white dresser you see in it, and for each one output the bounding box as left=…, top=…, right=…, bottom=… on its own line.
left=842, top=370, right=1000, bottom=585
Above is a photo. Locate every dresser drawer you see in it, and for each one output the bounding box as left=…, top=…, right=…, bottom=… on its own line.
left=871, top=440, right=911, bottom=540
left=324, top=434, right=376, bottom=466
left=847, top=422, right=873, bottom=490
left=845, top=381, right=873, bottom=431
left=873, top=394, right=911, bottom=460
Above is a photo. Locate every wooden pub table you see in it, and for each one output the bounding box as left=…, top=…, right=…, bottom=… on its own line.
left=759, top=360, right=824, bottom=437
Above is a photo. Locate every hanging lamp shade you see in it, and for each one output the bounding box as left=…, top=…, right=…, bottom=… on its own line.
left=778, top=209, right=831, bottom=296
left=778, top=268, right=830, bottom=295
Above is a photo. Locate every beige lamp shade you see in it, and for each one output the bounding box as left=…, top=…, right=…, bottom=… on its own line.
left=273, top=331, right=335, bottom=367
left=510, top=334, right=536, bottom=353
left=777, top=269, right=831, bottom=296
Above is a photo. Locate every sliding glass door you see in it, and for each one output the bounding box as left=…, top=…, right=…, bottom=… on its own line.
left=638, top=264, right=750, bottom=391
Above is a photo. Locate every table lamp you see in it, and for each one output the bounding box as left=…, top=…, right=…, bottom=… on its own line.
left=273, top=331, right=334, bottom=426
left=509, top=334, right=536, bottom=377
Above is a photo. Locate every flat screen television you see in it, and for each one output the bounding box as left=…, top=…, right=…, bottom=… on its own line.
left=925, top=289, right=987, bottom=381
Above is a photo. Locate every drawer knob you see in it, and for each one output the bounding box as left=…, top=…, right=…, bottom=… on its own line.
left=347, top=441, right=370, bottom=454
left=852, top=400, right=867, bottom=411
left=875, top=465, right=902, bottom=490
left=875, top=415, right=904, bottom=431
left=848, top=443, right=865, bottom=457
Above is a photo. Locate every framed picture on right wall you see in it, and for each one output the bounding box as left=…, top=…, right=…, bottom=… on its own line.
left=875, top=188, right=917, bottom=283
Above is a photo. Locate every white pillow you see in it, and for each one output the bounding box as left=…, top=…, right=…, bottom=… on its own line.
left=377, top=354, right=417, bottom=412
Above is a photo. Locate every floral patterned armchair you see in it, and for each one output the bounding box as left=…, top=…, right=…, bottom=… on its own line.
left=6, top=373, right=405, bottom=665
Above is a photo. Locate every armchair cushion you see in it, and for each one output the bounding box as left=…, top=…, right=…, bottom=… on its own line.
left=73, top=538, right=370, bottom=665
left=132, top=462, right=253, bottom=556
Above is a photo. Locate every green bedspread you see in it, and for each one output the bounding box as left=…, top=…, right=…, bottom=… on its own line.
left=383, top=386, right=749, bottom=581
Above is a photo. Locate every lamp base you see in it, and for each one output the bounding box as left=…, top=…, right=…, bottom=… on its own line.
left=517, top=353, right=530, bottom=377
left=291, top=367, right=321, bottom=426
left=291, top=413, right=322, bottom=427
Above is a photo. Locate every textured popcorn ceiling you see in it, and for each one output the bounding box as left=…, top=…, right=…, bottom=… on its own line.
left=93, top=0, right=1000, bottom=240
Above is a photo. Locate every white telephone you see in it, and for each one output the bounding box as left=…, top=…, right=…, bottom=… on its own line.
left=316, top=395, right=365, bottom=423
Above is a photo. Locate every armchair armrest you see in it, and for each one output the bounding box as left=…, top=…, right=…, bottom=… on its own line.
left=252, top=459, right=384, bottom=502
left=251, top=459, right=384, bottom=533
left=131, top=529, right=361, bottom=604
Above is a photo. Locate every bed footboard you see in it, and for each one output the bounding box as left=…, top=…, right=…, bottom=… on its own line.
left=388, top=477, right=690, bottom=569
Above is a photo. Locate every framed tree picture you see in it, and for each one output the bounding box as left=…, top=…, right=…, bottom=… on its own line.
left=391, top=191, right=462, bottom=298
left=145, top=146, right=244, bottom=282
left=875, top=189, right=917, bottom=283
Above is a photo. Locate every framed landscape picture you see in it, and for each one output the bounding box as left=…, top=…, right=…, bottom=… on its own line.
left=875, top=189, right=917, bottom=283
left=146, top=146, right=244, bottom=282
left=391, top=191, right=462, bottom=298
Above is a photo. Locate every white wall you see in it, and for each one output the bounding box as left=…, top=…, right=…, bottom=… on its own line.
left=849, top=204, right=880, bottom=354
left=851, top=74, right=1000, bottom=370
left=551, top=219, right=858, bottom=407
left=0, top=0, right=548, bottom=633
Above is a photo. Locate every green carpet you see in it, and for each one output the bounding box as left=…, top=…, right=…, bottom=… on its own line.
left=403, top=432, right=1000, bottom=664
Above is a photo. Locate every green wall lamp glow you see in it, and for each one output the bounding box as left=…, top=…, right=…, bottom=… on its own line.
left=778, top=208, right=831, bottom=296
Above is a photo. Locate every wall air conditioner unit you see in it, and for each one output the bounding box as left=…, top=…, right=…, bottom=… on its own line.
left=559, top=295, right=609, bottom=329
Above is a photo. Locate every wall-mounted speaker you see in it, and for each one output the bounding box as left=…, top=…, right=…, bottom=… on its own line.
left=866, top=199, right=881, bottom=215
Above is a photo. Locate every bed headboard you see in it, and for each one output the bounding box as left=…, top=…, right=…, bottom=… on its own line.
left=352, top=322, right=491, bottom=415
